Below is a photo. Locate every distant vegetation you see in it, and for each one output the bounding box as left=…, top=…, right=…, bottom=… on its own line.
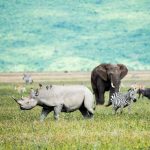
left=0, top=0, right=150, bottom=72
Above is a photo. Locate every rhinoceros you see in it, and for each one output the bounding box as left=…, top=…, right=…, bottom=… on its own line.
left=12, top=85, right=95, bottom=121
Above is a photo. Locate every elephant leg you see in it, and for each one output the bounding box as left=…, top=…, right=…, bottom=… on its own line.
left=93, top=78, right=105, bottom=105
left=94, top=88, right=104, bottom=105
left=96, top=84, right=105, bottom=105
left=40, top=107, right=53, bottom=122
left=95, top=92, right=100, bottom=105
left=106, top=88, right=115, bottom=106
left=92, top=87, right=99, bottom=105
left=92, top=89, right=100, bottom=105
left=97, top=92, right=105, bottom=105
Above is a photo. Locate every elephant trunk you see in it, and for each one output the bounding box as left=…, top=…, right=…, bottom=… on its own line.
left=111, top=75, right=120, bottom=92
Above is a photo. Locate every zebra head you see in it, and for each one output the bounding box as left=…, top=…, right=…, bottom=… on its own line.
left=129, top=89, right=137, bottom=102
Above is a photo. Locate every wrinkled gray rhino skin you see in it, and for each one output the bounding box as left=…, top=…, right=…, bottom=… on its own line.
left=12, top=85, right=95, bottom=121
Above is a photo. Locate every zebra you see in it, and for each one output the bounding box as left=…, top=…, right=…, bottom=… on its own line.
left=23, top=73, right=33, bottom=84
left=111, top=89, right=137, bottom=114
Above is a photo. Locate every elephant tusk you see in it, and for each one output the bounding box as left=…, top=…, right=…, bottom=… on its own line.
left=111, top=82, right=115, bottom=88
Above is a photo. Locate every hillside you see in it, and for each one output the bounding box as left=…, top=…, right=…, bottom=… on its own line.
left=0, top=0, right=150, bottom=72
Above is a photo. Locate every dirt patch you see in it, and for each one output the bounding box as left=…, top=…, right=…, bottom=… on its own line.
left=0, top=71, right=149, bottom=86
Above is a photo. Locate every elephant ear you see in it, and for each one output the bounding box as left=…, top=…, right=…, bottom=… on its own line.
left=95, top=64, right=107, bottom=81
left=117, top=64, right=128, bottom=79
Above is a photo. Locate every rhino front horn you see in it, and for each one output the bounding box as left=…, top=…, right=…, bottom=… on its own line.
left=11, top=96, right=18, bottom=102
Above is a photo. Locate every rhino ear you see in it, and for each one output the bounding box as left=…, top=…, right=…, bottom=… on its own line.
left=35, top=89, right=39, bottom=96
left=39, top=83, right=42, bottom=88
left=30, top=88, right=35, bottom=98
left=96, top=64, right=108, bottom=81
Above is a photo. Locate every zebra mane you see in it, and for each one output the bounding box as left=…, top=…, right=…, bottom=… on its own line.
left=111, top=92, right=118, bottom=99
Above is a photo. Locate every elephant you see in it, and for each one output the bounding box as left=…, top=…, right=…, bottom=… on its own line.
left=91, top=63, right=128, bottom=106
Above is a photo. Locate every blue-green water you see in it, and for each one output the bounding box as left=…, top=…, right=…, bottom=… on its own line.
left=0, top=0, right=150, bottom=72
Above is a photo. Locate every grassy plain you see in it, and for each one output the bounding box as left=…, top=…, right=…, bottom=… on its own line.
left=0, top=72, right=150, bottom=149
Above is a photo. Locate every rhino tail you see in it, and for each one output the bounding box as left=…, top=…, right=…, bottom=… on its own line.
left=93, top=100, right=96, bottom=110
left=83, top=96, right=94, bottom=115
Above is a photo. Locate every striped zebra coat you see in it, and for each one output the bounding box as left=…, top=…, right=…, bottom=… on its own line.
left=111, top=89, right=137, bottom=114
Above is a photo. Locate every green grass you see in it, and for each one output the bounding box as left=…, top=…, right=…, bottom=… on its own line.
left=0, top=81, right=150, bottom=150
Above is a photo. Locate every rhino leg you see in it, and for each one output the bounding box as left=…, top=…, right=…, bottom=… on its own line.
left=84, top=104, right=94, bottom=119
left=53, top=105, right=63, bottom=120
left=79, top=109, right=89, bottom=118
left=79, top=104, right=93, bottom=119
left=40, top=107, right=53, bottom=122
left=87, top=110, right=94, bottom=118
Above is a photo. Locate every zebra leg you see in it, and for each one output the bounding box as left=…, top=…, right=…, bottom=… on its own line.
left=112, top=109, right=116, bottom=115
left=112, top=106, right=118, bottom=115
left=128, top=103, right=132, bottom=114
left=128, top=106, right=131, bottom=114
left=119, top=106, right=124, bottom=114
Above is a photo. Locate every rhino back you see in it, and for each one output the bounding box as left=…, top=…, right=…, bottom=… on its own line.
left=37, top=85, right=89, bottom=108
